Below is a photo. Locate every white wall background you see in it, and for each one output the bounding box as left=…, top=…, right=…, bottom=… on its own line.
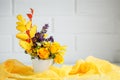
left=0, top=0, right=120, bottom=64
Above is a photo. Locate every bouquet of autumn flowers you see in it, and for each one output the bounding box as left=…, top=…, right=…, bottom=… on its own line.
left=16, top=9, right=66, bottom=64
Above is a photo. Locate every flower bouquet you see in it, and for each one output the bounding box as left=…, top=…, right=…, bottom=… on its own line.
left=16, top=8, right=66, bottom=72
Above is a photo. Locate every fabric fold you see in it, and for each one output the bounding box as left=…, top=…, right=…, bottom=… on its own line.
left=0, top=56, right=120, bottom=80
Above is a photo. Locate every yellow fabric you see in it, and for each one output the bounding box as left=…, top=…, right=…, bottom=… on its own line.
left=0, top=56, right=120, bottom=80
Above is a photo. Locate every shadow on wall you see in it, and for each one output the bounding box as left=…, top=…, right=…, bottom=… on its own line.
left=113, top=50, right=120, bottom=63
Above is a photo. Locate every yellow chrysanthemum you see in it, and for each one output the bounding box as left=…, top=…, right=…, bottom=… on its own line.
left=37, top=48, right=50, bottom=59
left=50, top=42, right=61, bottom=54
left=54, top=54, right=64, bottom=64
left=43, top=42, right=51, bottom=48
left=57, top=52, right=65, bottom=56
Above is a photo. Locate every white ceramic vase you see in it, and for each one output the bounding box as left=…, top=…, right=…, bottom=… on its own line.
left=32, top=59, right=53, bottom=73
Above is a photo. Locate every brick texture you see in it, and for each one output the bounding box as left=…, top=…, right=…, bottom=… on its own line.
left=0, top=0, right=120, bottom=64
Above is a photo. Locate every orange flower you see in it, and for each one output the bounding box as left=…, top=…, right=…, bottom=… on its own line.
left=37, top=48, right=50, bottom=59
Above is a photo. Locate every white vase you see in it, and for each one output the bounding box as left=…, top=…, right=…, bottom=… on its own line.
left=32, top=59, right=53, bottom=73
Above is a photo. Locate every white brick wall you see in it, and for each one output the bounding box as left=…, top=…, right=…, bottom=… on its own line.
left=76, top=0, right=120, bottom=16
left=0, top=0, right=120, bottom=64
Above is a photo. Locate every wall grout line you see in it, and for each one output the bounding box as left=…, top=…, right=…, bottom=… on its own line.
left=11, top=0, right=14, bottom=16
left=74, top=35, right=77, bottom=51
left=51, top=17, right=55, bottom=33
left=74, top=0, right=77, bottom=16
left=11, top=35, right=14, bottom=53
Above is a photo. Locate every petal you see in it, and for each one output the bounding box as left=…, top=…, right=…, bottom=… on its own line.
left=17, top=14, right=23, bottom=21
left=16, top=33, right=29, bottom=40
left=16, top=22, right=23, bottom=25
left=27, top=14, right=32, bottom=20
left=30, top=25, right=37, bottom=38
left=16, top=25, right=26, bottom=32
left=21, top=18, right=26, bottom=25
left=17, top=15, right=26, bottom=25
left=26, top=21, right=32, bottom=30
left=19, top=40, right=32, bottom=51
left=30, top=8, right=34, bottom=14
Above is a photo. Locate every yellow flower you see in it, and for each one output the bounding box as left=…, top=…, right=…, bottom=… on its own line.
left=16, top=14, right=37, bottom=51
left=19, top=40, right=33, bottom=53
left=37, top=48, right=50, bottom=59
left=43, top=34, right=48, bottom=38
left=58, top=52, right=65, bottom=56
left=54, top=54, right=64, bottom=64
left=50, top=42, right=61, bottom=54
left=16, top=15, right=34, bottom=32
left=16, top=15, right=26, bottom=25
left=43, top=42, right=50, bottom=48
left=16, top=22, right=37, bottom=41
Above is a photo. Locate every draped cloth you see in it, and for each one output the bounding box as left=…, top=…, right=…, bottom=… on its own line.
left=0, top=56, right=120, bottom=80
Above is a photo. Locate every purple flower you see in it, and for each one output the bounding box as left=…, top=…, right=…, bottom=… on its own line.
left=32, top=37, right=37, bottom=43
left=41, top=24, right=49, bottom=33
left=48, top=36, right=54, bottom=42
left=43, top=24, right=49, bottom=29
left=35, top=32, right=41, bottom=39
